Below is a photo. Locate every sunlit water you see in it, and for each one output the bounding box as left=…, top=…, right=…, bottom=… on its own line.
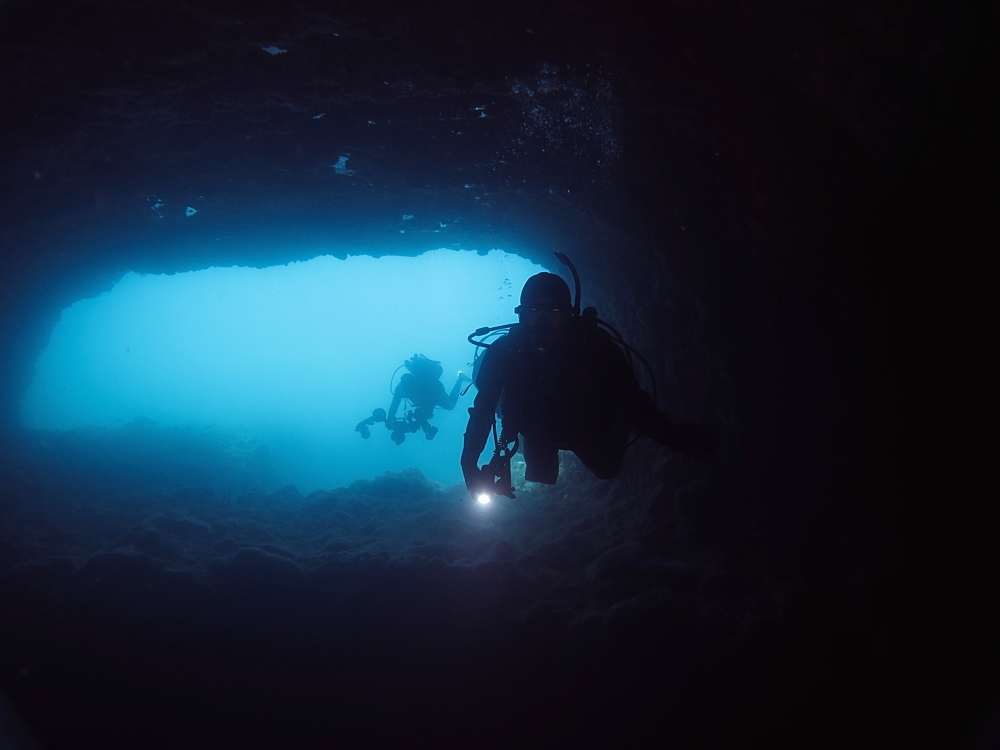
left=22, top=248, right=548, bottom=491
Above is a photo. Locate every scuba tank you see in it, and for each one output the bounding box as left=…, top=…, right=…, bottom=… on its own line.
left=403, top=354, right=444, bottom=380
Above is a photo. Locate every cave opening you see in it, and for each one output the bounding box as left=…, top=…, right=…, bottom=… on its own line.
left=21, top=247, right=547, bottom=493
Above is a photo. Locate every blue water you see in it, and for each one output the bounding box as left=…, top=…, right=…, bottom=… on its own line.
left=22, top=248, right=547, bottom=492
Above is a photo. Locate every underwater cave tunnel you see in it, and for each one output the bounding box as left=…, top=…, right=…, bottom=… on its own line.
left=1, top=0, right=996, bottom=747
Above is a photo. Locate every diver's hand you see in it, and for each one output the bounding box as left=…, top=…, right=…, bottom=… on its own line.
left=463, top=466, right=491, bottom=501
left=457, top=370, right=472, bottom=384
left=662, top=423, right=720, bottom=462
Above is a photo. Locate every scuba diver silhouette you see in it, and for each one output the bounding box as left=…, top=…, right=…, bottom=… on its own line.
left=356, top=354, right=471, bottom=445
left=462, top=253, right=719, bottom=501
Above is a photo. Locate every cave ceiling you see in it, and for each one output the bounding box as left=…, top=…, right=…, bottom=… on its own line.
left=0, top=0, right=993, bottom=428
left=2, top=0, right=981, bottom=267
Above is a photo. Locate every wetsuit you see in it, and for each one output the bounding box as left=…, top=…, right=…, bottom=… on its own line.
left=462, top=321, right=674, bottom=485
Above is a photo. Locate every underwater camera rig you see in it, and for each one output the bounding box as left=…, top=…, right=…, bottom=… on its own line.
left=484, top=422, right=518, bottom=499
left=466, top=252, right=659, bottom=499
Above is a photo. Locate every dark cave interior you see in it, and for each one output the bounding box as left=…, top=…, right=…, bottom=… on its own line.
left=0, top=1, right=997, bottom=748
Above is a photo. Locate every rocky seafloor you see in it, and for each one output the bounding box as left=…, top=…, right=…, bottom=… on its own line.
left=0, top=423, right=791, bottom=748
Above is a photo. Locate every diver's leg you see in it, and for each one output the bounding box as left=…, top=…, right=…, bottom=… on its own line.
left=522, top=435, right=559, bottom=484
left=571, top=432, right=628, bottom=480
left=410, top=408, right=436, bottom=439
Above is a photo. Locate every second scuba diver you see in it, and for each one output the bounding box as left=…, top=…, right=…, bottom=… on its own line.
left=356, top=354, right=471, bottom=445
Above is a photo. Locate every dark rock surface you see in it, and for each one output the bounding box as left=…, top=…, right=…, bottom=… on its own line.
left=2, top=449, right=746, bottom=747
left=1, top=0, right=997, bottom=747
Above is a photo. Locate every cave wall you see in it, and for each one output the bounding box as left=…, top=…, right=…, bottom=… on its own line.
left=1, top=0, right=998, bottom=744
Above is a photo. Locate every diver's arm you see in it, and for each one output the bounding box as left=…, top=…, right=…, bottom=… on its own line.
left=439, top=375, right=467, bottom=411
left=460, top=349, right=504, bottom=488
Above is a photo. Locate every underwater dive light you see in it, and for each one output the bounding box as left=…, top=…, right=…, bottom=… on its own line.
left=477, top=493, right=492, bottom=505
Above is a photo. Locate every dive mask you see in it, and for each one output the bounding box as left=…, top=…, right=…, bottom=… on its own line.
left=516, top=306, right=567, bottom=328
